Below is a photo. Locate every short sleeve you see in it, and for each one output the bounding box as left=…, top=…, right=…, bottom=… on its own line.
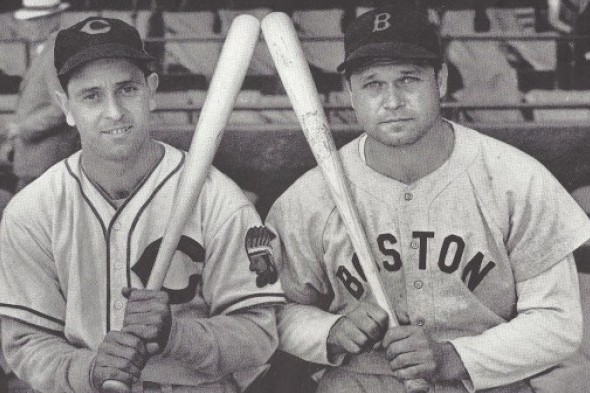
left=506, top=164, right=590, bottom=282
left=265, top=184, right=335, bottom=309
left=202, top=204, right=285, bottom=315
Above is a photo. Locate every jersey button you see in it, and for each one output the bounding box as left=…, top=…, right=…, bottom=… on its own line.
left=404, top=192, right=413, bottom=201
left=416, top=318, right=425, bottom=326
left=114, top=262, right=123, bottom=270
left=114, top=301, right=124, bottom=310
left=410, top=240, right=419, bottom=249
left=414, top=280, right=423, bottom=289
left=113, top=222, right=122, bottom=231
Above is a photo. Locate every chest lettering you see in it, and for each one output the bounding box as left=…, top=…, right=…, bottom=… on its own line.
left=336, top=231, right=496, bottom=299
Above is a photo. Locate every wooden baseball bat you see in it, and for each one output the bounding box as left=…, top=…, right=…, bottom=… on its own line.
left=103, top=14, right=261, bottom=393
left=261, top=12, right=430, bottom=393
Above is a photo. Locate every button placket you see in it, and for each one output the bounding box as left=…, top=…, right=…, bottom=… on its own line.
left=109, top=218, right=127, bottom=330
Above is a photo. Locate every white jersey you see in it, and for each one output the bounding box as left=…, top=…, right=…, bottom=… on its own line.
left=266, top=122, right=590, bottom=392
left=0, top=142, right=284, bottom=387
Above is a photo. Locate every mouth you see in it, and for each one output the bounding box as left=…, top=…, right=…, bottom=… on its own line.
left=380, top=118, right=412, bottom=124
left=102, top=126, right=132, bottom=136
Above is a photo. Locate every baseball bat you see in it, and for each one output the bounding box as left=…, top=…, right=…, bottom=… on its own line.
left=261, top=12, right=430, bottom=393
left=102, top=14, right=261, bottom=393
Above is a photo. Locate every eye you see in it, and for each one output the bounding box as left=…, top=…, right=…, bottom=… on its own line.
left=82, top=92, right=99, bottom=102
left=399, top=76, right=421, bottom=84
left=364, top=81, right=384, bottom=89
left=120, top=84, right=139, bottom=96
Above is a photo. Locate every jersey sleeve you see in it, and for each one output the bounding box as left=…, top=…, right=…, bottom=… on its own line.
left=451, top=255, right=582, bottom=391
left=502, top=164, right=590, bottom=282
left=1, top=318, right=95, bottom=393
left=0, top=198, right=65, bottom=333
left=266, top=179, right=344, bottom=365
left=201, top=203, right=285, bottom=315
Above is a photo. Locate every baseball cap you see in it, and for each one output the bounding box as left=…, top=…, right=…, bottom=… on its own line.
left=54, top=16, right=155, bottom=76
left=337, top=6, right=441, bottom=73
left=14, top=0, right=70, bottom=21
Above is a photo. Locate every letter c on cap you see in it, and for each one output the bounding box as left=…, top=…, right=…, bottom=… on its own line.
left=80, top=19, right=111, bottom=34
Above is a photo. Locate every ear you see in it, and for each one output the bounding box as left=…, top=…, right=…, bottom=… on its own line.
left=54, top=90, right=76, bottom=127
left=345, top=78, right=355, bottom=111
left=437, top=63, right=448, bottom=99
left=146, top=73, right=159, bottom=111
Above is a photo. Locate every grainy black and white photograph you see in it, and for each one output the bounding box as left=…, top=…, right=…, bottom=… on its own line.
left=0, top=0, right=589, bottom=392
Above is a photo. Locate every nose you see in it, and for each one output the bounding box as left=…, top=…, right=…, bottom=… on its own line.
left=104, top=94, right=124, bottom=121
left=383, top=85, right=404, bottom=110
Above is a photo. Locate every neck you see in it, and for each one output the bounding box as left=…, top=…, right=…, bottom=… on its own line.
left=82, top=140, right=162, bottom=200
left=365, top=118, right=454, bottom=184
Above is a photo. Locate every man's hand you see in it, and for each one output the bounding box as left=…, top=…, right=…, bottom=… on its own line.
left=91, top=331, right=148, bottom=389
left=384, top=326, right=469, bottom=382
left=121, top=288, right=172, bottom=354
left=326, top=302, right=388, bottom=360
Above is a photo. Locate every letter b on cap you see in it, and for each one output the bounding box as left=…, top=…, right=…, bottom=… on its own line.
left=373, top=12, right=391, bottom=32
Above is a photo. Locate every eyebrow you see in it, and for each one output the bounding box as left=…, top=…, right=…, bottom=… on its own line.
left=361, top=68, right=421, bottom=80
left=73, top=79, right=142, bottom=97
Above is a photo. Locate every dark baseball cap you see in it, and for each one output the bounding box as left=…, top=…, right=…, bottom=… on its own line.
left=54, top=16, right=155, bottom=76
left=337, top=6, right=441, bottom=73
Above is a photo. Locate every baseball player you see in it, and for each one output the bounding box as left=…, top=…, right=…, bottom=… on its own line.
left=0, top=17, right=284, bottom=393
left=266, top=5, right=590, bottom=393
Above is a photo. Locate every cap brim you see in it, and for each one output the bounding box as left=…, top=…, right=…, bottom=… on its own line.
left=58, top=42, right=155, bottom=75
left=14, top=3, right=70, bottom=20
left=337, top=41, right=439, bottom=72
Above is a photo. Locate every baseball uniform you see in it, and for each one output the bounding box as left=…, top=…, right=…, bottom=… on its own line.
left=0, top=142, right=285, bottom=392
left=266, top=121, right=590, bottom=393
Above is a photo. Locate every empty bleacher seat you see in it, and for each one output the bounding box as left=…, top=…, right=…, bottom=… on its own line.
left=525, top=89, right=590, bottom=122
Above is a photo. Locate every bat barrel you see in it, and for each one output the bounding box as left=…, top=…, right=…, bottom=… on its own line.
left=261, top=12, right=431, bottom=393
left=103, top=14, right=261, bottom=393
left=146, top=13, right=261, bottom=290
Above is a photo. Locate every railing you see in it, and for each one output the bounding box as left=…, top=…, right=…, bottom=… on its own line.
left=1, top=32, right=589, bottom=125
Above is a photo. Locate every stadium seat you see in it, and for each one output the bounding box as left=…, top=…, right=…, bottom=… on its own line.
left=525, top=89, right=590, bottom=122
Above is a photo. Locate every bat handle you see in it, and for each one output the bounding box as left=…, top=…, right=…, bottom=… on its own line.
left=405, top=378, right=431, bottom=392
left=102, top=380, right=131, bottom=393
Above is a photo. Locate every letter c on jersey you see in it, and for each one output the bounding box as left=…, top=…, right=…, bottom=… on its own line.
left=132, top=236, right=204, bottom=304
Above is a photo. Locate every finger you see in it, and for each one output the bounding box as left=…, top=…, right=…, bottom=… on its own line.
left=122, top=324, right=160, bottom=341
left=383, top=326, right=416, bottom=348
left=372, top=340, right=383, bottom=351
left=386, top=349, right=427, bottom=368
left=339, top=338, right=363, bottom=354
left=342, top=321, right=375, bottom=349
left=121, top=287, right=134, bottom=299
left=363, top=303, right=389, bottom=330
left=125, top=301, right=170, bottom=316
left=124, top=311, right=168, bottom=325
left=146, top=342, right=160, bottom=355
left=95, top=365, right=137, bottom=386
left=353, top=314, right=386, bottom=342
left=391, top=363, right=432, bottom=381
left=124, top=289, right=169, bottom=303
left=104, top=332, right=148, bottom=361
left=96, top=352, right=144, bottom=378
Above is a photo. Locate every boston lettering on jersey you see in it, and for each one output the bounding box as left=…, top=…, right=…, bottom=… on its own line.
left=132, top=235, right=204, bottom=304
left=337, top=231, right=497, bottom=299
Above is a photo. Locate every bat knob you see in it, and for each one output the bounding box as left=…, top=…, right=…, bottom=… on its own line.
left=405, top=378, right=431, bottom=393
left=102, top=380, right=131, bottom=393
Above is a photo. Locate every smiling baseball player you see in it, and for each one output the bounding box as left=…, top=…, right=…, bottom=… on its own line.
left=266, top=5, right=590, bottom=393
left=0, top=17, right=284, bottom=393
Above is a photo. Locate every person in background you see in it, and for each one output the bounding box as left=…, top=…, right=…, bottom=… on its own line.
left=6, top=0, right=80, bottom=191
